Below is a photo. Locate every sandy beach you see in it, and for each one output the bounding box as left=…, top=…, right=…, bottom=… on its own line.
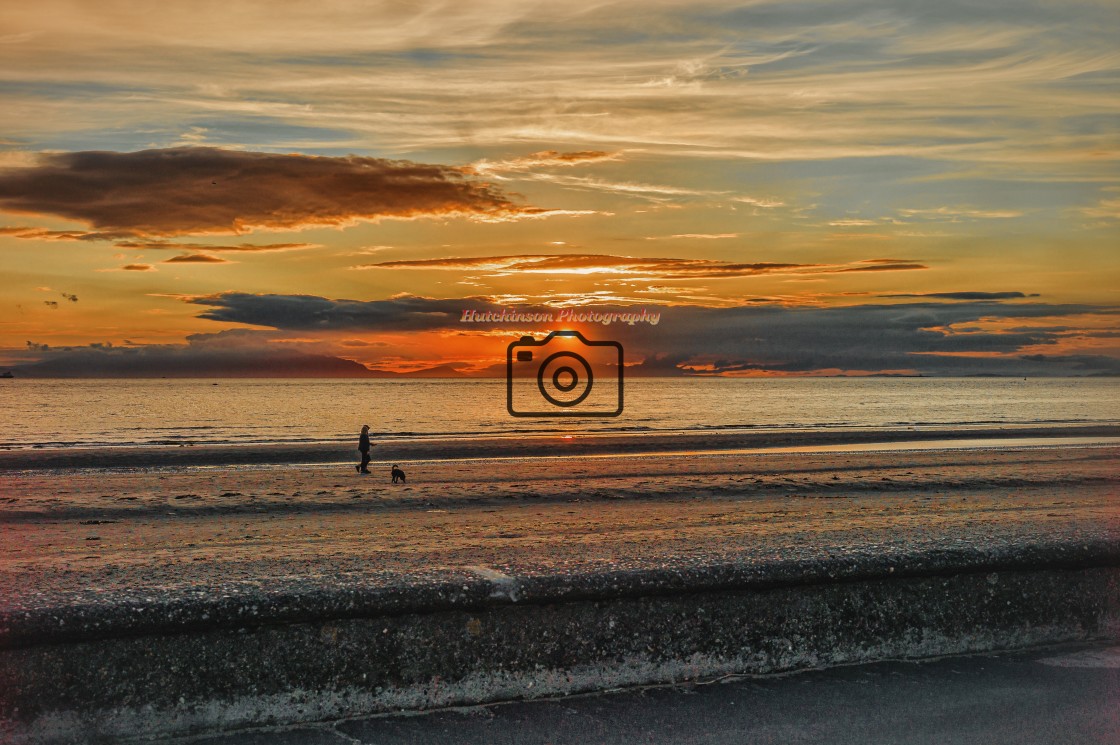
left=3, top=429, right=1118, bottom=744
left=2, top=430, right=1117, bottom=640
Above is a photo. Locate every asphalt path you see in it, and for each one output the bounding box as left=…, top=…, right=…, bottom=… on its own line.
left=173, top=644, right=1120, bottom=745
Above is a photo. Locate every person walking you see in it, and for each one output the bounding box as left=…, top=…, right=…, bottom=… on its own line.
left=356, top=424, right=372, bottom=474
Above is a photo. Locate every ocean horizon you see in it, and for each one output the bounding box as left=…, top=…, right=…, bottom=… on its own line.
left=4, top=377, right=1117, bottom=450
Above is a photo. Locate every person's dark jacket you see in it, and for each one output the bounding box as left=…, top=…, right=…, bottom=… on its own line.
left=359, top=431, right=370, bottom=453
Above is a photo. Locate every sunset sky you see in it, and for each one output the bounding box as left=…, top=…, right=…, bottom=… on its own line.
left=1, top=0, right=1117, bottom=376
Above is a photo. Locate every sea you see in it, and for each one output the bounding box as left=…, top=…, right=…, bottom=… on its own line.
left=1, top=377, right=1117, bottom=450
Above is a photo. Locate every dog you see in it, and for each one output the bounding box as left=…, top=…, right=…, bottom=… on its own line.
left=391, top=464, right=407, bottom=483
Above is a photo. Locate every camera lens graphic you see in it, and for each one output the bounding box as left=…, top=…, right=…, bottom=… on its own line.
left=537, top=351, right=594, bottom=408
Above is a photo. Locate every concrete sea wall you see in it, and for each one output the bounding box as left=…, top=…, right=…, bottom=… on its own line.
left=2, top=543, right=1118, bottom=744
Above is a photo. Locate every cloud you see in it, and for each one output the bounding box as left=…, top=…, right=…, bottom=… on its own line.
left=12, top=292, right=1117, bottom=378
left=163, top=253, right=231, bottom=264
left=468, top=150, right=621, bottom=174
left=0, top=225, right=135, bottom=241
left=0, top=147, right=554, bottom=237
left=2, top=1, right=1115, bottom=191
left=170, top=292, right=1120, bottom=377
left=638, top=303, right=1119, bottom=377
left=897, top=207, right=1024, bottom=220
left=339, top=338, right=387, bottom=348
left=616, top=302, right=1120, bottom=377
left=43, top=300, right=58, bottom=309
left=828, top=219, right=882, bottom=227
left=644, top=233, right=740, bottom=240
left=1080, top=197, right=1120, bottom=220
left=121, top=263, right=154, bottom=271
left=831, top=262, right=928, bottom=274
left=514, top=172, right=784, bottom=206
left=115, top=240, right=319, bottom=253
left=188, top=292, right=477, bottom=331
left=879, top=292, right=1030, bottom=300
left=358, top=254, right=927, bottom=279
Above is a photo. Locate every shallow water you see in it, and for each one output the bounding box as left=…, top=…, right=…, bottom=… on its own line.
left=1, top=377, right=1117, bottom=448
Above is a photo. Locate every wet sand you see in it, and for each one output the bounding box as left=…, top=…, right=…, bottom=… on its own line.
left=2, top=438, right=1117, bottom=635
left=3, top=423, right=1118, bottom=470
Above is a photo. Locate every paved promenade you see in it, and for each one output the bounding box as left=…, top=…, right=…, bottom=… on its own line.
left=178, top=644, right=1120, bottom=745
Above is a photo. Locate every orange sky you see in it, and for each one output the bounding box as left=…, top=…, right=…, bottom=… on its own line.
left=0, top=1, right=1117, bottom=377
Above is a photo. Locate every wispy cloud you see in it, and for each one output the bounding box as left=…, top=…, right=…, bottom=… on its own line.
left=2, top=1, right=1115, bottom=178
left=0, top=225, right=134, bottom=241
left=508, top=171, right=784, bottom=206
left=878, top=291, right=1033, bottom=300
left=360, top=254, right=926, bottom=279
left=1079, top=196, right=1120, bottom=220
left=115, top=240, right=320, bottom=252
left=898, top=207, right=1025, bottom=220
left=468, top=150, right=621, bottom=175
left=644, top=233, right=740, bottom=240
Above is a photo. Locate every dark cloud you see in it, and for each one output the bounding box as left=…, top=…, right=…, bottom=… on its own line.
left=121, top=263, right=154, bottom=271
left=0, top=147, right=541, bottom=237
left=617, top=302, right=1120, bottom=377
left=189, top=293, right=483, bottom=331
left=116, top=240, right=318, bottom=253
left=831, top=263, right=927, bottom=273
left=0, top=226, right=135, bottom=241
left=879, top=291, right=1028, bottom=300
left=362, top=254, right=927, bottom=279
left=43, top=300, right=58, bottom=309
left=164, top=254, right=230, bottom=264
left=61, top=292, right=78, bottom=302
left=182, top=292, right=1119, bottom=377
left=339, top=339, right=389, bottom=347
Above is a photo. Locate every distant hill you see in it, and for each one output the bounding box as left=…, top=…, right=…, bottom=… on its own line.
left=365, top=364, right=470, bottom=378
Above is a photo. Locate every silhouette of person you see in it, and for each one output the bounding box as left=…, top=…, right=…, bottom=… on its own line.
left=356, top=424, right=372, bottom=474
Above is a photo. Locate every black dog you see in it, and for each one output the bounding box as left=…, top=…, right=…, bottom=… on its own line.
left=391, top=464, right=407, bottom=483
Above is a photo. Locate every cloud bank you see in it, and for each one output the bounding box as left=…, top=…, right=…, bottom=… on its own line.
left=11, top=292, right=1117, bottom=377
left=176, top=292, right=1120, bottom=377
left=190, top=293, right=481, bottom=331
left=0, top=147, right=545, bottom=237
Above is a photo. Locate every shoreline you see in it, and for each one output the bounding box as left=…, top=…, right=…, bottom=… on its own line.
left=3, top=423, right=1119, bottom=471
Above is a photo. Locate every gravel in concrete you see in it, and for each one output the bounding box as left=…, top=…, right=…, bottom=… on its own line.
left=166, top=644, right=1120, bottom=745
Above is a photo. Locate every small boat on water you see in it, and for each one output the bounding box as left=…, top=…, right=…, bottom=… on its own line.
left=0, top=371, right=13, bottom=378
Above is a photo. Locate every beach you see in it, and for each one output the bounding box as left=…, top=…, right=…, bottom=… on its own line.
left=2, top=426, right=1119, bottom=743
left=3, top=427, right=1117, bottom=638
